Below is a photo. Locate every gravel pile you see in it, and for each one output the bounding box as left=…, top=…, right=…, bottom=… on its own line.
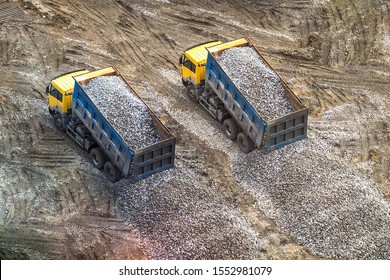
left=163, top=75, right=390, bottom=259
left=217, top=46, right=295, bottom=121
left=104, top=74, right=390, bottom=260
left=230, top=136, right=390, bottom=259
left=84, top=76, right=161, bottom=150
left=115, top=160, right=265, bottom=259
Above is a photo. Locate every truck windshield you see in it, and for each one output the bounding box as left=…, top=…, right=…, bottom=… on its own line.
left=183, top=56, right=196, bottom=73
left=50, top=87, right=63, bottom=102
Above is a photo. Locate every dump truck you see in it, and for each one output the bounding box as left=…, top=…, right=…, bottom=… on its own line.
left=46, top=67, right=176, bottom=182
left=179, top=37, right=308, bottom=153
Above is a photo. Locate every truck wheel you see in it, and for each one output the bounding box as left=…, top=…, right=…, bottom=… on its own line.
left=104, top=161, right=121, bottom=183
left=223, top=118, right=239, bottom=140
left=53, top=114, right=65, bottom=132
left=186, top=84, right=198, bottom=102
left=90, top=147, right=105, bottom=170
left=237, top=132, right=255, bottom=154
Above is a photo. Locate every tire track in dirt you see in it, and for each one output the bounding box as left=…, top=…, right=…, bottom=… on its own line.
left=266, top=0, right=390, bottom=203
left=0, top=0, right=336, bottom=260
left=1, top=166, right=34, bottom=223
left=64, top=215, right=146, bottom=260
left=3, top=0, right=389, bottom=259
left=0, top=0, right=150, bottom=259
left=307, top=0, right=390, bottom=67
left=344, top=0, right=366, bottom=65
left=22, top=26, right=45, bottom=70
left=0, top=0, right=22, bottom=24
left=0, top=227, right=65, bottom=259
left=0, top=28, right=10, bottom=64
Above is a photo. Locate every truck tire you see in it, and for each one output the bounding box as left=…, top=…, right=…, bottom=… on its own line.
left=237, top=132, right=255, bottom=154
left=186, top=84, right=198, bottom=102
left=90, top=147, right=105, bottom=170
left=53, top=114, right=65, bottom=132
left=223, top=118, right=239, bottom=140
left=104, top=161, right=121, bottom=183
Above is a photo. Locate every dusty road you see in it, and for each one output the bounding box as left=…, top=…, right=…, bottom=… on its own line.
left=0, top=0, right=389, bottom=259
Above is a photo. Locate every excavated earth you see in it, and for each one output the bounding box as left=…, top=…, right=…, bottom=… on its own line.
left=1, top=0, right=390, bottom=259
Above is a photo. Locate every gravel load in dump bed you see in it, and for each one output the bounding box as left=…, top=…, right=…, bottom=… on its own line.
left=217, top=46, right=295, bottom=121
left=84, top=76, right=162, bottom=150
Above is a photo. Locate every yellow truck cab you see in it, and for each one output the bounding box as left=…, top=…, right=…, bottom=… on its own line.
left=179, top=40, right=222, bottom=101
left=46, top=69, right=89, bottom=130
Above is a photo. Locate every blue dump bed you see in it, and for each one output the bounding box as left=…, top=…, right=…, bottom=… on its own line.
left=72, top=67, right=175, bottom=182
left=205, top=38, right=308, bottom=152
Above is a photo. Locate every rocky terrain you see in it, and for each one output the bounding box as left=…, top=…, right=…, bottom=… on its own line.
left=1, top=0, right=390, bottom=259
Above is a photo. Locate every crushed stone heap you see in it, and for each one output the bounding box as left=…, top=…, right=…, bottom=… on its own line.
left=217, top=46, right=295, bottom=121
left=84, top=75, right=161, bottom=150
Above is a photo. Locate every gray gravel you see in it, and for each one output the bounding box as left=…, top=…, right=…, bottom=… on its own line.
left=105, top=74, right=390, bottom=260
left=153, top=78, right=390, bottom=259
left=230, top=136, right=390, bottom=259
left=97, top=55, right=390, bottom=260
left=115, top=159, right=265, bottom=260
left=217, top=46, right=295, bottom=121
left=84, top=76, right=161, bottom=150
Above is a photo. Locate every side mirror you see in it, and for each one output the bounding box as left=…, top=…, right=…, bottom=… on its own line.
left=179, top=54, right=184, bottom=65
left=45, top=83, right=51, bottom=95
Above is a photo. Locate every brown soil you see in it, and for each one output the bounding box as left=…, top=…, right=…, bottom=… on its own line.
left=1, top=0, right=389, bottom=259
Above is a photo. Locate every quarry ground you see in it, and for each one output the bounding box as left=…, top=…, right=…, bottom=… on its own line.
left=0, top=0, right=390, bottom=259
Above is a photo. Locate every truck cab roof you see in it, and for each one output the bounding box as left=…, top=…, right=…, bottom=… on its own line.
left=51, top=69, right=89, bottom=95
left=184, top=41, right=222, bottom=65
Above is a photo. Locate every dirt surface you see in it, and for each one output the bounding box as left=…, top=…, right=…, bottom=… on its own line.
left=1, top=0, right=390, bottom=259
